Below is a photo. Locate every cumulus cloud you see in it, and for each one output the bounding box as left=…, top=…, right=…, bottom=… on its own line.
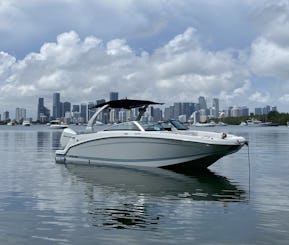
left=249, top=91, right=271, bottom=104
left=4, top=0, right=289, bottom=116
left=279, top=94, right=289, bottom=103
left=249, top=1, right=289, bottom=81
left=250, top=37, right=289, bottom=78
left=0, top=28, right=251, bottom=116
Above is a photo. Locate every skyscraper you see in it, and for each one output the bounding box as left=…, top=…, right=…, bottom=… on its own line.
left=198, top=96, right=207, bottom=110
left=52, top=92, right=61, bottom=119
left=109, top=92, right=119, bottom=121
left=212, top=98, right=219, bottom=118
left=62, top=102, right=71, bottom=116
left=37, top=97, right=50, bottom=122
left=72, top=105, right=80, bottom=112
left=80, top=103, right=87, bottom=123
left=15, top=108, right=26, bottom=123
left=3, top=111, right=9, bottom=121
left=109, top=92, right=118, bottom=101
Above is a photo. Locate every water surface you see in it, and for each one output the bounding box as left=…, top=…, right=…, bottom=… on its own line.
left=0, top=125, right=288, bottom=244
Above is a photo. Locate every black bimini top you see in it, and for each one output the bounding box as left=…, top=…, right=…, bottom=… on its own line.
left=94, top=99, right=163, bottom=109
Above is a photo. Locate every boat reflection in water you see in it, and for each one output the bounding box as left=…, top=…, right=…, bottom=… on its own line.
left=66, top=165, right=247, bottom=230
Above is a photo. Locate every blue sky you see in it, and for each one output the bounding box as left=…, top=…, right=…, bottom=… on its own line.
left=1, top=0, right=289, bottom=118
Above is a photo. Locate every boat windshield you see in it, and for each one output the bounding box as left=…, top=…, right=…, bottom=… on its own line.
left=104, top=122, right=141, bottom=131
left=169, top=120, right=188, bottom=130
left=139, top=122, right=166, bottom=131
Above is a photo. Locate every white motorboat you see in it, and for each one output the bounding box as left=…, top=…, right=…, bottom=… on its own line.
left=55, top=99, right=247, bottom=169
left=22, top=120, right=31, bottom=126
left=193, top=121, right=216, bottom=127
left=246, top=119, right=278, bottom=127
left=49, top=120, right=68, bottom=129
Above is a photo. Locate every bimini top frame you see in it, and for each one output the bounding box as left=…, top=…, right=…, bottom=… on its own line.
left=86, top=99, right=163, bottom=131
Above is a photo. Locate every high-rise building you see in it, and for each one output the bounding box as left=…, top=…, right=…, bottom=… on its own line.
left=153, top=107, right=163, bottom=122
left=198, top=96, right=207, bottom=110
left=62, top=102, right=71, bottom=116
left=3, top=111, right=9, bottom=121
left=240, top=106, right=249, bottom=116
left=255, top=108, right=262, bottom=115
left=52, top=92, right=61, bottom=119
left=80, top=103, right=87, bottom=123
left=109, top=92, right=119, bottom=121
left=109, top=92, right=118, bottom=101
left=96, top=99, right=105, bottom=105
left=15, top=108, right=26, bottom=123
left=231, top=106, right=240, bottom=117
left=182, top=102, right=195, bottom=119
left=212, top=98, right=219, bottom=117
left=87, top=102, right=95, bottom=121
left=173, top=103, right=182, bottom=119
left=37, top=97, right=50, bottom=123
left=72, top=105, right=80, bottom=112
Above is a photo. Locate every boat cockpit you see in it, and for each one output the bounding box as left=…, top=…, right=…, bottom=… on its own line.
left=103, top=120, right=189, bottom=132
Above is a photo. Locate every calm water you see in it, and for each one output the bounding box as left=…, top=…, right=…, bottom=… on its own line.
left=0, top=125, right=289, bottom=244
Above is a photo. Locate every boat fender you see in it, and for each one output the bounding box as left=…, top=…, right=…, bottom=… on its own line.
left=221, top=132, right=227, bottom=139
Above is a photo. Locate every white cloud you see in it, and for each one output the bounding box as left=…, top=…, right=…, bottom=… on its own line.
left=4, top=0, right=289, bottom=115
left=106, top=39, right=132, bottom=56
left=279, top=94, right=289, bottom=103
left=249, top=91, right=271, bottom=104
left=250, top=37, right=289, bottom=79
left=0, top=28, right=251, bottom=116
left=0, top=51, right=16, bottom=79
left=249, top=0, right=289, bottom=80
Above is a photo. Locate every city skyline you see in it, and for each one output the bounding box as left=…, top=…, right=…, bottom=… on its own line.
left=1, top=1, right=289, bottom=115
left=0, top=91, right=279, bottom=122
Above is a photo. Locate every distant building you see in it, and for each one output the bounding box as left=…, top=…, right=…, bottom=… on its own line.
left=109, top=92, right=118, bottom=101
left=37, top=98, right=50, bottom=123
left=15, top=108, right=26, bottom=123
left=199, top=109, right=208, bottom=122
left=153, top=107, right=163, bottom=122
left=109, top=93, right=119, bottom=121
left=80, top=103, right=87, bottom=123
left=164, top=106, right=174, bottom=120
left=52, top=92, right=61, bottom=119
left=231, top=106, right=240, bottom=117
left=87, top=102, right=95, bottom=121
left=240, top=106, right=249, bottom=116
left=72, top=105, right=80, bottom=112
left=255, top=108, right=263, bottom=115
left=62, top=101, right=71, bottom=116
left=212, top=98, right=219, bottom=117
left=192, top=111, right=200, bottom=124
left=3, top=111, right=10, bottom=121
left=96, top=99, right=105, bottom=105
left=225, top=106, right=233, bottom=117
left=198, top=96, right=207, bottom=110
left=173, top=103, right=182, bottom=119
left=183, top=102, right=195, bottom=120
left=264, top=105, right=271, bottom=114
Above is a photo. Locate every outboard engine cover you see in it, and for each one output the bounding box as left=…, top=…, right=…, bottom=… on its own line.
left=60, top=128, right=77, bottom=148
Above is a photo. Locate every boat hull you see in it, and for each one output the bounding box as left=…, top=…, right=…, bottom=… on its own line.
left=55, top=136, right=244, bottom=168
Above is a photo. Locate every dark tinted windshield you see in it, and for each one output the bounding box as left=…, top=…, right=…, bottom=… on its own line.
left=169, top=120, right=188, bottom=130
